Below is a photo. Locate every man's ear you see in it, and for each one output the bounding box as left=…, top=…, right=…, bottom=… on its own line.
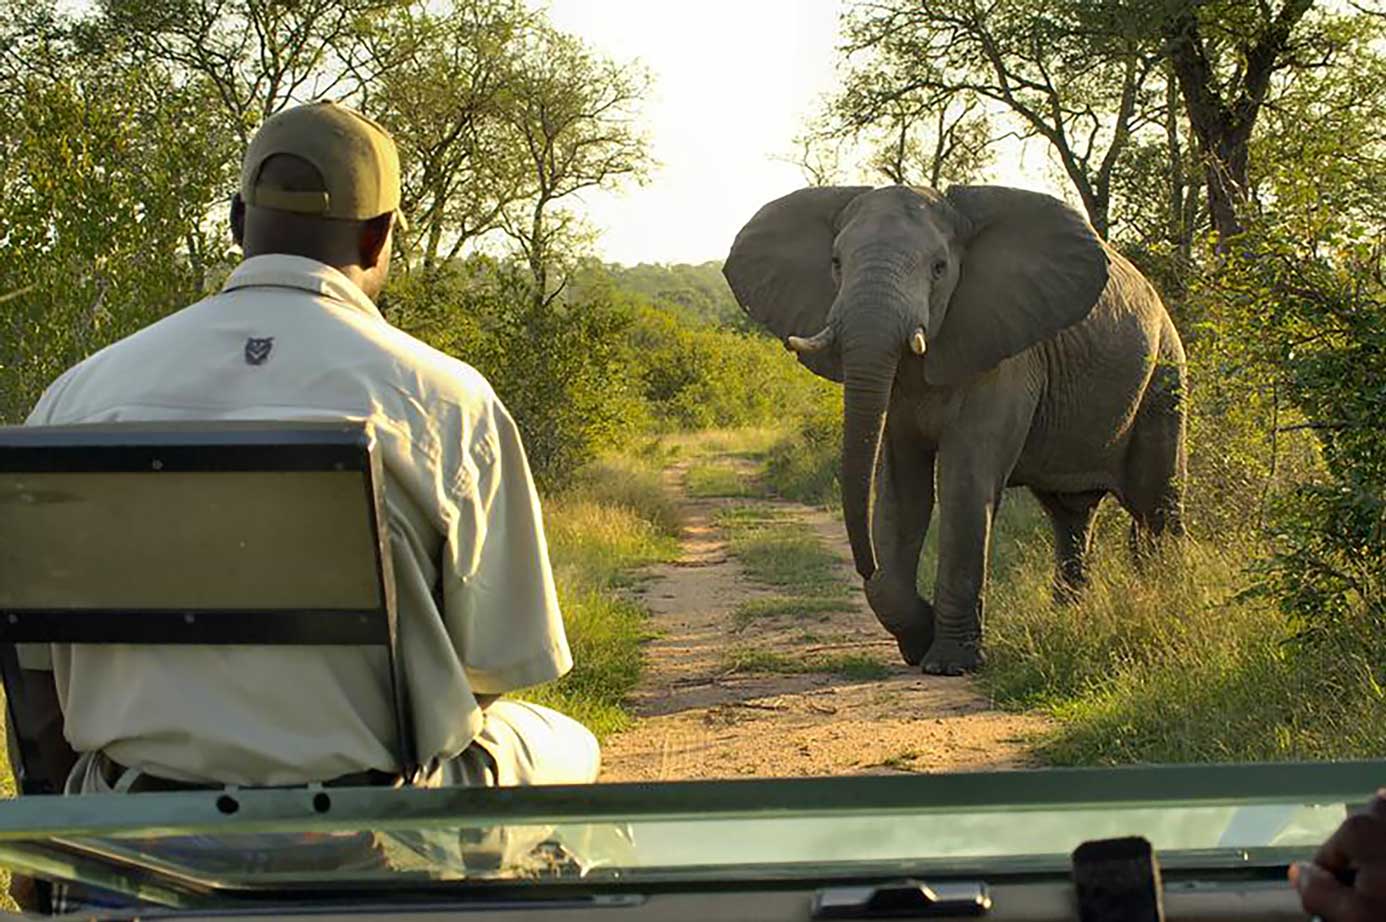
left=359, top=213, right=393, bottom=269
left=230, top=194, right=246, bottom=247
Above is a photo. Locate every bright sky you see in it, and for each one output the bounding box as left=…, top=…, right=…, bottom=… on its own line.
left=543, top=0, right=1062, bottom=266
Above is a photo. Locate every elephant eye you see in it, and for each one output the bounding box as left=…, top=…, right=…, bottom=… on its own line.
left=931, top=259, right=947, bottom=280
left=831, top=255, right=841, bottom=271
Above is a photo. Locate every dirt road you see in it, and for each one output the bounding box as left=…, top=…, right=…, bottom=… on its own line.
left=599, top=454, right=1048, bottom=781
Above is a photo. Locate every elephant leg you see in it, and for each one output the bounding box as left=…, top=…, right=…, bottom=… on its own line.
left=864, top=421, right=936, bottom=666
left=924, top=454, right=997, bottom=675
left=1119, top=362, right=1187, bottom=567
left=1032, top=489, right=1105, bottom=604
left=922, top=379, right=1037, bottom=676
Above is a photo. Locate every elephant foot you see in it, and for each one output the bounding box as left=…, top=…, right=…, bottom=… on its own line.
left=894, top=626, right=933, bottom=666
left=921, top=638, right=984, bottom=676
left=864, top=571, right=935, bottom=666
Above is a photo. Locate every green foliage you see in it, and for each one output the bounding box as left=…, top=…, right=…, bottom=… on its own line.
left=763, top=405, right=843, bottom=507
left=386, top=265, right=647, bottom=487
left=383, top=258, right=839, bottom=486
left=495, top=22, right=653, bottom=306
left=1195, top=223, right=1386, bottom=656
left=624, top=304, right=838, bottom=431
left=572, top=260, right=747, bottom=330
left=0, top=18, right=237, bottom=423
left=362, top=0, right=538, bottom=270
left=685, top=461, right=761, bottom=498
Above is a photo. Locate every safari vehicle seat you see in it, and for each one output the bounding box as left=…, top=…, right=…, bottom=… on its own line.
left=0, top=420, right=417, bottom=794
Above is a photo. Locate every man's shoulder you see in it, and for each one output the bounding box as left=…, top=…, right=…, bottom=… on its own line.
left=369, top=323, right=501, bottom=413
left=28, top=297, right=217, bottom=423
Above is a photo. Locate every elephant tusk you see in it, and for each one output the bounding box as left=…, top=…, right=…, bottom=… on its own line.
left=787, top=326, right=835, bottom=353
left=910, top=328, right=927, bottom=355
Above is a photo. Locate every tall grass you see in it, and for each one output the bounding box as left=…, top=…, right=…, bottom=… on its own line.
left=685, top=460, right=762, bottom=498
left=525, top=452, right=681, bottom=738
left=978, top=513, right=1386, bottom=764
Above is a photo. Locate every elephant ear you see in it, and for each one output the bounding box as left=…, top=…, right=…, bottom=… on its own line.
left=926, top=185, right=1110, bottom=387
left=723, top=186, right=873, bottom=382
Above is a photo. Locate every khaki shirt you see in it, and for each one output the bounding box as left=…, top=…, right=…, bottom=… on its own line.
left=24, top=254, right=572, bottom=785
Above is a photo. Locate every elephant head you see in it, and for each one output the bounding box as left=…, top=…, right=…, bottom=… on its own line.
left=723, top=185, right=1109, bottom=581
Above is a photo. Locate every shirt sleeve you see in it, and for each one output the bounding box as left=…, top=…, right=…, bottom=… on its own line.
left=439, top=394, right=572, bottom=696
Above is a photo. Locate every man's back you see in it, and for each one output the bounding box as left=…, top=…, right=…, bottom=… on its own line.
left=29, top=254, right=572, bottom=785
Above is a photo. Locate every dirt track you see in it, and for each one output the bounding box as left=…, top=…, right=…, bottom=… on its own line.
left=599, top=458, right=1048, bottom=781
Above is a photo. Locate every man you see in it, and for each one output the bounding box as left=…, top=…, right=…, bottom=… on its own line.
left=20, top=100, right=599, bottom=793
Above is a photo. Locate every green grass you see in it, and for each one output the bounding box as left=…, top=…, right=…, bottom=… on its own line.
left=721, top=647, right=893, bottom=680
left=730, top=595, right=858, bottom=629
left=685, top=460, right=763, bottom=498
left=715, top=505, right=851, bottom=598
left=555, top=451, right=683, bottom=538
left=521, top=451, right=681, bottom=739
left=814, top=654, right=893, bottom=680
left=971, top=502, right=1386, bottom=765
left=521, top=586, right=652, bottom=738
left=660, top=427, right=785, bottom=458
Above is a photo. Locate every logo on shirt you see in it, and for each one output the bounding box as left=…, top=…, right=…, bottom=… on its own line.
left=244, top=337, right=274, bottom=366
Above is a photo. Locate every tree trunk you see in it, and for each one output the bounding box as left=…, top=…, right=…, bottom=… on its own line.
left=1164, top=0, right=1315, bottom=247
left=529, top=200, right=547, bottom=309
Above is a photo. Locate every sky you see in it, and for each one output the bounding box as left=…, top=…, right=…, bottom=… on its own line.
left=543, top=0, right=1063, bottom=266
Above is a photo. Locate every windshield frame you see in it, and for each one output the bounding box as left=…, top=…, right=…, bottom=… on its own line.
left=0, top=759, right=1378, bottom=909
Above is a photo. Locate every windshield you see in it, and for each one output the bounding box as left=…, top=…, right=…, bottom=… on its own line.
left=2, top=0, right=1385, bottom=911
left=0, top=764, right=1371, bottom=906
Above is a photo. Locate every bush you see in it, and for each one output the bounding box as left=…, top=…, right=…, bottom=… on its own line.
left=0, top=55, right=237, bottom=423
left=763, top=403, right=843, bottom=506
left=1187, top=222, right=1386, bottom=664
left=624, top=305, right=837, bottom=431
left=385, top=264, right=647, bottom=488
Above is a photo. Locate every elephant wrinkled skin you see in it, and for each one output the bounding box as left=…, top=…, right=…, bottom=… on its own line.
left=723, top=185, right=1187, bottom=675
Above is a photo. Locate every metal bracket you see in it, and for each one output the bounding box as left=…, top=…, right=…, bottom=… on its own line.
left=813, top=879, right=991, bottom=918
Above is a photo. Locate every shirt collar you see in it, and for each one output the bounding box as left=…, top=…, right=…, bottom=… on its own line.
left=221, top=254, right=385, bottom=322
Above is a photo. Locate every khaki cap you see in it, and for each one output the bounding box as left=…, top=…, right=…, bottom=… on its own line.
left=241, top=101, right=405, bottom=227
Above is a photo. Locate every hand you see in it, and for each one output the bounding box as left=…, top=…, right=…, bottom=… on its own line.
left=1290, top=789, right=1386, bottom=921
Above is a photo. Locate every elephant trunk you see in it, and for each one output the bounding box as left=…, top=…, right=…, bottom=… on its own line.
left=841, top=335, right=900, bottom=580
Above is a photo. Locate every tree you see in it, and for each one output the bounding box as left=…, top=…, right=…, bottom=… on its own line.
left=1108, top=58, right=1205, bottom=292
left=360, top=1, right=535, bottom=272
left=0, top=4, right=236, bottom=422
left=96, top=0, right=397, bottom=141
left=836, top=0, right=1165, bottom=237
left=1247, top=9, right=1386, bottom=240
left=1160, top=0, right=1320, bottom=244
left=806, top=76, right=998, bottom=187
left=498, top=25, right=653, bottom=307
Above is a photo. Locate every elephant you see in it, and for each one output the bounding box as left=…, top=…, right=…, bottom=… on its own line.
left=722, top=184, right=1187, bottom=676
